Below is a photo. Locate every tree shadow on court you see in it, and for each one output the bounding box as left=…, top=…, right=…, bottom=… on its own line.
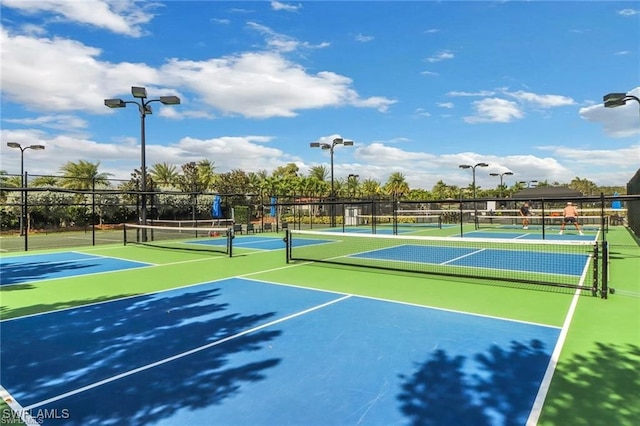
left=540, top=342, right=640, bottom=425
left=0, top=259, right=104, bottom=286
left=1, top=286, right=282, bottom=425
left=398, top=339, right=551, bottom=425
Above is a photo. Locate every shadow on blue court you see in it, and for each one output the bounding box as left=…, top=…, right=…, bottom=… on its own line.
left=0, top=252, right=151, bottom=286
left=1, top=277, right=560, bottom=425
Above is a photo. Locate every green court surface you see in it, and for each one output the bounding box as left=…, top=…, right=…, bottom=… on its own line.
left=1, top=226, right=638, bottom=425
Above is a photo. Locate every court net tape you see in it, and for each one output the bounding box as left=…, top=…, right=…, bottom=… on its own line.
left=286, top=229, right=606, bottom=295
left=124, top=223, right=233, bottom=256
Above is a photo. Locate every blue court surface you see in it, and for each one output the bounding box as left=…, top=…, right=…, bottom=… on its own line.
left=0, top=252, right=151, bottom=286
left=192, top=235, right=333, bottom=251
left=0, top=277, right=560, bottom=425
left=351, top=244, right=589, bottom=277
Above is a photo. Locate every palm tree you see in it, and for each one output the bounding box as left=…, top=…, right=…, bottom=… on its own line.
left=196, top=160, right=217, bottom=191
left=59, top=160, right=112, bottom=190
left=149, top=163, right=179, bottom=188
left=384, top=172, right=410, bottom=199
left=308, top=165, right=329, bottom=182
left=361, top=178, right=382, bottom=199
left=31, top=176, right=59, bottom=187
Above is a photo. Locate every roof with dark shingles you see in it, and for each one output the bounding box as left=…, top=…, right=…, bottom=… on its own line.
left=512, top=187, right=583, bottom=199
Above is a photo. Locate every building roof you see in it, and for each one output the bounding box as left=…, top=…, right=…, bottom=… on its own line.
left=512, top=187, right=583, bottom=199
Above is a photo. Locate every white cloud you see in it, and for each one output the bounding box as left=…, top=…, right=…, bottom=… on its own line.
left=162, top=53, right=395, bottom=118
left=420, top=70, right=439, bottom=76
left=1, top=28, right=392, bottom=119
left=448, top=90, right=496, bottom=97
left=464, top=98, right=524, bottom=123
left=355, top=33, right=374, bottom=43
left=505, top=91, right=575, bottom=108
left=426, top=50, right=454, bottom=63
left=3, top=114, right=88, bottom=132
left=618, top=9, right=639, bottom=17
left=246, top=21, right=329, bottom=52
left=1, top=0, right=155, bottom=37
left=270, top=1, right=302, bottom=12
left=437, top=102, right=454, bottom=109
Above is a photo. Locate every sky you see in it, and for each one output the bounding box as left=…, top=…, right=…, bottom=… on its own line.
left=1, top=0, right=639, bottom=192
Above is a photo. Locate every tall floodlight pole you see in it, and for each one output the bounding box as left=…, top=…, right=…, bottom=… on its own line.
left=105, top=87, right=180, bottom=241
left=310, top=137, right=354, bottom=227
left=604, top=92, right=640, bottom=120
left=459, top=162, right=489, bottom=227
left=6, top=142, right=45, bottom=240
left=489, top=171, right=514, bottom=198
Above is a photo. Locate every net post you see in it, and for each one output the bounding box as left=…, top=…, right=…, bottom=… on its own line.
left=600, top=192, right=607, bottom=236
left=592, top=242, right=599, bottom=297
left=228, top=227, right=233, bottom=257
left=285, top=229, right=291, bottom=263
left=601, top=241, right=609, bottom=299
left=123, top=223, right=128, bottom=246
left=541, top=199, right=546, bottom=240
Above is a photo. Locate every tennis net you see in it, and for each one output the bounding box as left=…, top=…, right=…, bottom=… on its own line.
left=124, top=223, right=233, bottom=256
left=356, top=214, right=442, bottom=230
left=476, top=215, right=607, bottom=231
left=286, top=229, right=600, bottom=292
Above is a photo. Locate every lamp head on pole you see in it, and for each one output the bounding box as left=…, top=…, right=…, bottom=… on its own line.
left=603, top=93, right=628, bottom=108
left=459, top=164, right=472, bottom=169
left=104, top=98, right=126, bottom=108
left=476, top=162, right=489, bottom=168
left=309, top=142, right=320, bottom=148
left=131, top=86, right=148, bottom=99
left=29, top=145, right=45, bottom=150
left=159, top=95, right=180, bottom=105
left=7, top=142, right=20, bottom=149
left=333, top=137, right=344, bottom=145
left=504, top=171, right=514, bottom=176
left=343, top=140, right=354, bottom=146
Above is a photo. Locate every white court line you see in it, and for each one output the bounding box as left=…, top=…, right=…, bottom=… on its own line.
left=440, top=248, right=487, bottom=265
left=526, top=249, right=594, bottom=425
left=22, top=294, right=352, bottom=411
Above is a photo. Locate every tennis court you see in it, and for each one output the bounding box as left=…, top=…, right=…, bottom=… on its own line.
left=1, top=224, right=638, bottom=425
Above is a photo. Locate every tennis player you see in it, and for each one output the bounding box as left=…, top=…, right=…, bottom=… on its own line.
left=519, top=202, right=532, bottom=229
left=559, top=202, right=584, bottom=235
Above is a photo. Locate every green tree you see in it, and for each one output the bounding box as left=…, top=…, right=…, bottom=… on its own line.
left=361, top=178, right=382, bottom=198
left=31, top=176, right=59, bottom=187
left=384, top=172, right=410, bottom=199
left=569, top=177, right=598, bottom=195
left=59, top=160, right=112, bottom=190
left=308, top=165, right=329, bottom=182
left=149, top=162, right=179, bottom=188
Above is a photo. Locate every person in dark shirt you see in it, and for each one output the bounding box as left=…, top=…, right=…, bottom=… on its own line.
left=519, top=202, right=531, bottom=230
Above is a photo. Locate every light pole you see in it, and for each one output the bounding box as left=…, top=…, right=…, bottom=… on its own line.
left=489, top=171, right=513, bottom=198
left=459, top=162, right=489, bottom=227
left=105, top=86, right=180, bottom=241
left=310, top=137, right=354, bottom=226
left=604, top=92, right=640, bottom=119
left=7, top=142, right=45, bottom=238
